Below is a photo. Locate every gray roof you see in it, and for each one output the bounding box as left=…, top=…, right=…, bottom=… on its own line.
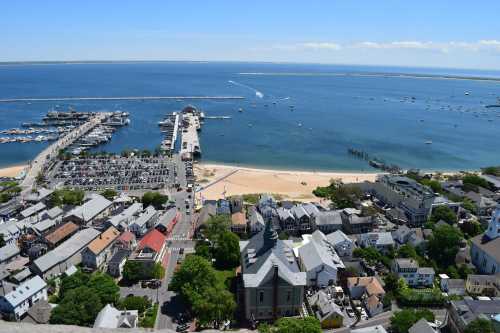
left=408, top=318, right=436, bottom=333
left=480, top=174, right=500, bottom=189
left=25, top=299, right=52, bottom=324
left=108, top=249, right=130, bottom=265
left=393, top=225, right=412, bottom=240
left=198, top=203, right=216, bottom=226
left=417, top=267, right=435, bottom=275
left=132, top=206, right=157, bottom=228
left=326, top=230, right=353, bottom=245
left=352, top=325, right=388, bottom=333
left=303, top=203, right=320, bottom=217
left=93, top=304, right=138, bottom=329
left=44, top=206, right=63, bottom=220
left=33, top=227, right=100, bottom=274
left=0, top=243, right=20, bottom=262
left=32, top=218, right=58, bottom=234
left=2, top=276, right=46, bottom=307
left=291, top=205, right=309, bottom=219
left=277, top=207, right=294, bottom=221
left=309, top=290, right=343, bottom=322
left=156, top=208, right=178, bottom=228
left=451, top=298, right=500, bottom=326
left=20, top=202, right=46, bottom=218
left=315, top=210, right=342, bottom=226
left=12, top=268, right=32, bottom=283
left=299, top=231, right=344, bottom=271
left=471, top=234, right=500, bottom=265
left=66, top=194, right=112, bottom=222
left=108, top=203, right=143, bottom=227
left=24, top=188, right=54, bottom=202
left=240, top=225, right=306, bottom=288
left=360, top=232, right=395, bottom=246
left=395, top=258, right=419, bottom=269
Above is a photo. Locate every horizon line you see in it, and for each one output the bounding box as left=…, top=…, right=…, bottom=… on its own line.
left=1, top=59, right=500, bottom=73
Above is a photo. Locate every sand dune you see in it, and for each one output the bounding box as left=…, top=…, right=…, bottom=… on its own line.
left=0, top=165, right=27, bottom=178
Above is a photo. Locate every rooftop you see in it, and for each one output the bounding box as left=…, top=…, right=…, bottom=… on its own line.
left=3, top=276, right=47, bottom=307
left=86, top=227, right=120, bottom=255
left=66, top=194, right=112, bottom=222
left=137, top=229, right=166, bottom=254
left=45, top=222, right=79, bottom=245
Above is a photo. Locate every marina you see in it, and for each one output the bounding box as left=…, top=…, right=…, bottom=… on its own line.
left=179, top=106, right=203, bottom=161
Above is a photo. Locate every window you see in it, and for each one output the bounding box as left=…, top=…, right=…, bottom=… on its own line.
left=287, top=291, right=291, bottom=302
left=259, top=291, right=264, bottom=303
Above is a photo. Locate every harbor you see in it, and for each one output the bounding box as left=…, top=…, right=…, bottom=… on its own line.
left=0, top=95, right=245, bottom=103
left=179, top=106, right=203, bottom=161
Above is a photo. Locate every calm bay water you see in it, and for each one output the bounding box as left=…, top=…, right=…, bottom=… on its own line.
left=0, top=62, right=499, bottom=171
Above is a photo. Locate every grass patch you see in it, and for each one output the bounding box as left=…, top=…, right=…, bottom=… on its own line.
left=140, top=302, right=159, bottom=328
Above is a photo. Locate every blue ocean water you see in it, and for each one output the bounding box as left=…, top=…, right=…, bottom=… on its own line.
left=0, top=62, right=499, bottom=171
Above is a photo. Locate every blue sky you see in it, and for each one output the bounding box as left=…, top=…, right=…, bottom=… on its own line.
left=2, top=1, right=500, bottom=69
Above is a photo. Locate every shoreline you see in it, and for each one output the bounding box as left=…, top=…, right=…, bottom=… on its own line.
left=0, top=164, right=27, bottom=178
left=194, top=163, right=381, bottom=202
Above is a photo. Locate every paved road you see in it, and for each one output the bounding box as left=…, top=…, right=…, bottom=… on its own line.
left=155, top=159, right=196, bottom=330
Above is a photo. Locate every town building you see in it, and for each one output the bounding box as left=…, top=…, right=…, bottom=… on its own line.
left=465, top=274, right=500, bottom=296
left=239, top=221, right=306, bottom=322
left=347, top=277, right=386, bottom=317
left=358, top=232, right=394, bottom=254
left=0, top=276, right=47, bottom=321
left=63, top=194, right=113, bottom=225
left=93, top=304, right=138, bottom=329
left=448, top=298, right=500, bottom=333
left=43, top=222, right=80, bottom=248
left=129, top=229, right=167, bottom=266
left=409, top=318, right=438, bottom=333
left=290, top=205, right=314, bottom=232
left=81, top=226, right=120, bottom=269
left=439, top=274, right=466, bottom=296
left=107, top=249, right=130, bottom=278
left=308, top=290, right=344, bottom=329
left=341, top=208, right=375, bottom=234
left=326, top=230, right=355, bottom=258
left=107, top=202, right=143, bottom=230
left=129, top=206, right=158, bottom=236
left=231, top=211, right=247, bottom=235
left=31, top=227, right=101, bottom=279
left=470, top=205, right=500, bottom=274
left=114, top=231, right=136, bottom=251
left=19, top=202, right=46, bottom=220
left=0, top=243, right=20, bottom=264
left=392, top=258, right=435, bottom=287
left=367, top=175, right=436, bottom=226
left=277, top=207, right=295, bottom=232
left=315, top=210, right=343, bottom=234
left=297, top=230, right=344, bottom=287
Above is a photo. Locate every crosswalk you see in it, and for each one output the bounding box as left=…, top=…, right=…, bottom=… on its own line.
left=166, top=236, right=191, bottom=241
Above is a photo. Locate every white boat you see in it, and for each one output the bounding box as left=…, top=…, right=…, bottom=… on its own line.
left=425, top=140, right=433, bottom=145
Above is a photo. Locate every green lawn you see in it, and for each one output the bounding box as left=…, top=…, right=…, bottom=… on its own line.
left=140, top=303, right=159, bottom=328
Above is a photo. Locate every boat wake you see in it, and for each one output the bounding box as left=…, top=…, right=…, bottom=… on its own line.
left=228, top=80, right=264, bottom=99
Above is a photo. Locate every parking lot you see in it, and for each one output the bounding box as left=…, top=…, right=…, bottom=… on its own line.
left=48, top=155, right=183, bottom=191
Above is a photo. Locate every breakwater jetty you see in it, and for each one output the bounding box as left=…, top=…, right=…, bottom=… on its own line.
left=0, top=96, right=245, bottom=103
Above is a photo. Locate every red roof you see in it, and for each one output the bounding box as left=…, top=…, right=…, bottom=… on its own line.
left=137, top=229, right=166, bottom=253
left=117, top=231, right=136, bottom=243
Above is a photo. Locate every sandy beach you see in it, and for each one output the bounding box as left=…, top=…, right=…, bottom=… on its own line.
left=0, top=165, right=27, bottom=178
left=195, top=163, right=379, bottom=202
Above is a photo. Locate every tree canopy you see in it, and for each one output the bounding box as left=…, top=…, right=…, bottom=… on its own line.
left=390, top=309, right=435, bottom=333
left=313, top=179, right=362, bottom=209
left=427, top=224, right=463, bottom=267
left=123, top=261, right=164, bottom=283
left=50, top=188, right=85, bottom=206
left=50, top=286, right=103, bottom=326
left=170, top=255, right=236, bottom=328
left=200, top=215, right=240, bottom=270
left=100, top=188, right=118, bottom=200
left=141, top=191, right=168, bottom=210
left=464, top=318, right=494, bottom=333
left=274, top=317, right=322, bottom=333
left=430, top=205, right=457, bottom=225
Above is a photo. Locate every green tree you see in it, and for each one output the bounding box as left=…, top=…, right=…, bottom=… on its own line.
left=384, top=273, right=400, bottom=292
left=170, top=255, right=219, bottom=296
left=59, top=271, right=90, bottom=298
left=430, top=205, right=457, bottom=224
left=100, top=188, right=118, bottom=200
left=482, top=166, right=500, bottom=177
left=463, top=173, right=493, bottom=190
left=50, top=286, right=102, bottom=326
left=397, top=244, right=418, bottom=259
left=460, top=220, right=484, bottom=238
left=87, top=272, right=120, bottom=305
left=420, top=179, right=442, bottom=194
left=390, top=309, right=435, bottom=333
left=274, top=317, right=322, bottom=333
left=195, top=240, right=212, bottom=260
left=118, top=296, right=151, bottom=314
left=142, top=191, right=168, bottom=210
left=428, top=224, right=463, bottom=267
left=213, top=231, right=240, bottom=270
left=205, top=215, right=231, bottom=241
left=313, top=179, right=362, bottom=209
left=192, top=285, right=236, bottom=328
left=50, top=188, right=85, bottom=206
left=122, top=261, right=144, bottom=282
left=464, top=318, right=494, bottom=333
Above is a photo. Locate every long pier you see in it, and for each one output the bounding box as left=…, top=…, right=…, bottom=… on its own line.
left=20, top=113, right=110, bottom=194
left=0, top=96, right=245, bottom=103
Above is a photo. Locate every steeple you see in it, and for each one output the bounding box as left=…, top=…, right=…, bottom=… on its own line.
left=485, top=204, right=500, bottom=241
left=262, top=219, right=278, bottom=252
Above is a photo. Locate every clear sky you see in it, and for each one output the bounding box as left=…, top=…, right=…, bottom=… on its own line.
left=2, top=1, right=500, bottom=69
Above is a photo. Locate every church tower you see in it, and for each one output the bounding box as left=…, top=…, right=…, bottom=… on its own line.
left=485, top=205, right=500, bottom=241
